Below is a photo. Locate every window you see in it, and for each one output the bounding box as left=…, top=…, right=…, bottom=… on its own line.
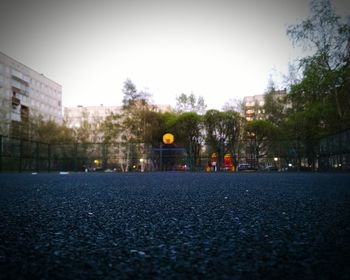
left=11, top=68, right=22, bottom=78
left=23, top=75, right=30, bottom=84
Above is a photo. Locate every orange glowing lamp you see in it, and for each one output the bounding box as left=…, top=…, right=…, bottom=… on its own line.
left=163, top=133, right=174, bottom=145
left=224, top=153, right=231, bottom=164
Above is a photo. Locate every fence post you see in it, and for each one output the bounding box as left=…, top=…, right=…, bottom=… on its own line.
left=189, top=142, right=193, bottom=171
left=102, top=143, right=107, bottom=170
left=159, top=142, right=163, bottom=171
left=36, top=142, right=39, bottom=172
left=19, top=139, right=23, bottom=172
left=74, top=143, right=78, bottom=172
left=0, top=135, right=2, bottom=172
left=47, top=143, right=51, bottom=172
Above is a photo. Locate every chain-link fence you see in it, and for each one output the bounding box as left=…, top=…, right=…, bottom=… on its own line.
left=0, top=136, right=192, bottom=172
left=319, top=130, right=350, bottom=172
left=235, top=132, right=349, bottom=172
left=1, top=131, right=349, bottom=172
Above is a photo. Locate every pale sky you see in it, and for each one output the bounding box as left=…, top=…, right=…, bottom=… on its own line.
left=0, top=0, right=349, bottom=110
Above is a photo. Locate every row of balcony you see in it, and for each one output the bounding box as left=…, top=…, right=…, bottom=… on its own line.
left=12, top=75, right=29, bottom=87
left=11, top=68, right=30, bottom=84
left=11, top=106, right=29, bottom=121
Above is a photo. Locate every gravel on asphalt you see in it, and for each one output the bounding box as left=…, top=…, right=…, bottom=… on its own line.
left=0, top=172, right=349, bottom=279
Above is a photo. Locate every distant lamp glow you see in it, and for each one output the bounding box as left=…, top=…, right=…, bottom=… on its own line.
left=274, top=157, right=278, bottom=162
left=139, top=158, right=144, bottom=172
left=288, top=163, right=292, bottom=167
left=224, top=153, right=231, bottom=161
left=163, top=133, right=174, bottom=144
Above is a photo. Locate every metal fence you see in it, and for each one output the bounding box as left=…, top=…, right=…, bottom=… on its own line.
left=0, top=136, right=192, bottom=172
left=233, top=131, right=350, bottom=172
left=319, top=130, right=350, bottom=172
left=1, top=131, right=349, bottom=172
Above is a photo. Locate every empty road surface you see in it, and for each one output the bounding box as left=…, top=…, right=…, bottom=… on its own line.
left=0, top=172, right=349, bottom=279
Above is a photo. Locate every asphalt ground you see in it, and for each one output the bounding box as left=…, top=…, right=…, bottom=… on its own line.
left=0, top=172, right=349, bottom=280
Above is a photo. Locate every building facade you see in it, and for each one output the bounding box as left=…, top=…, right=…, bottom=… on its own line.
left=64, top=105, right=121, bottom=143
left=64, top=103, right=171, bottom=143
left=241, top=89, right=288, bottom=168
left=64, top=105, right=121, bottom=129
left=243, top=94, right=265, bottom=121
left=0, top=52, right=62, bottom=137
left=243, top=89, right=287, bottom=121
left=64, top=104, right=172, bottom=126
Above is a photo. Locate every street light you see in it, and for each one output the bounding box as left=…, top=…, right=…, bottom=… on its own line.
left=274, top=157, right=279, bottom=170
left=139, top=158, right=144, bottom=172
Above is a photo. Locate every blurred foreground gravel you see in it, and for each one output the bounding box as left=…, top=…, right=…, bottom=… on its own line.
left=0, top=172, right=350, bottom=279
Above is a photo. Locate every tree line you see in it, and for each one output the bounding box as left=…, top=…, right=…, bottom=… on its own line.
left=9, top=0, right=350, bottom=171
left=252, top=0, right=350, bottom=169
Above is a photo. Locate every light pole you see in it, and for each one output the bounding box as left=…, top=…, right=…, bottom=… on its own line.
left=274, top=157, right=278, bottom=170
left=140, top=158, right=144, bottom=172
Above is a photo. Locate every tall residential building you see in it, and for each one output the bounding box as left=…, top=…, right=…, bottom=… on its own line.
left=64, top=105, right=122, bottom=129
left=243, top=89, right=287, bottom=121
left=64, top=103, right=172, bottom=128
left=64, top=104, right=171, bottom=142
left=64, top=105, right=123, bottom=142
left=243, top=94, right=265, bottom=121
left=0, top=52, right=62, bottom=137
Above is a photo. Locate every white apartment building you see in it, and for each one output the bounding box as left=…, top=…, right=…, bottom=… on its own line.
left=243, top=89, right=287, bottom=121
left=0, top=52, right=62, bottom=137
left=64, top=103, right=172, bottom=143
left=243, top=94, right=266, bottom=121
left=64, top=105, right=121, bottom=129
left=64, top=105, right=122, bottom=142
left=64, top=103, right=172, bottom=129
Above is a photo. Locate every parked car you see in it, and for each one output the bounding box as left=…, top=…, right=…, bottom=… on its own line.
left=174, top=164, right=188, bottom=171
left=237, top=163, right=258, bottom=172
left=263, top=165, right=278, bottom=172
